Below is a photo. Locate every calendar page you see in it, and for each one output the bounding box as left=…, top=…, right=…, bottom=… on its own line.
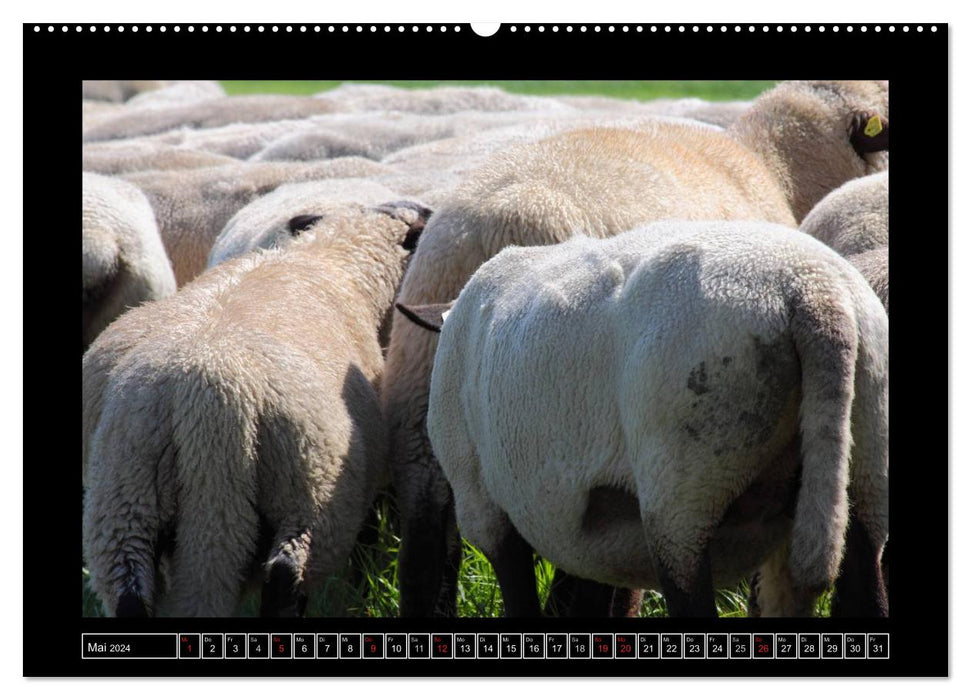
left=23, top=21, right=946, bottom=677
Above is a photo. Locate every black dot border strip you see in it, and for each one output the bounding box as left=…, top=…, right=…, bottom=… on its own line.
left=30, top=23, right=942, bottom=34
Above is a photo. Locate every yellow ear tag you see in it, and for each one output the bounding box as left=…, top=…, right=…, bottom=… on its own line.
left=864, top=115, right=883, bottom=137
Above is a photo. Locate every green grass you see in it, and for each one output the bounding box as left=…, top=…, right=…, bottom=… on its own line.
left=221, top=80, right=776, bottom=102
left=82, top=489, right=832, bottom=618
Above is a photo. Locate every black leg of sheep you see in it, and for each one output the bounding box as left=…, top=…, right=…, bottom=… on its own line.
left=654, top=549, right=718, bottom=618
left=490, top=527, right=542, bottom=618
left=397, top=480, right=458, bottom=618
left=831, top=515, right=889, bottom=617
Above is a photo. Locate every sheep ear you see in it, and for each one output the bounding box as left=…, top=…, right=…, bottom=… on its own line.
left=395, top=301, right=454, bottom=333
left=371, top=201, right=434, bottom=252
left=288, top=214, right=323, bottom=235
left=849, top=112, right=889, bottom=155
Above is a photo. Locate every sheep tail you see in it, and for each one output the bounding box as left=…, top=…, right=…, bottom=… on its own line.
left=83, top=386, right=172, bottom=617
left=165, top=357, right=262, bottom=616
left=786, top=290, right=859, bottom=592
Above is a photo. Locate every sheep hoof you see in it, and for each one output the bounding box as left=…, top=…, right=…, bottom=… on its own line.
left=116, top=589, right=149, bottom=617
left=260, top=554, right=306, bottom=617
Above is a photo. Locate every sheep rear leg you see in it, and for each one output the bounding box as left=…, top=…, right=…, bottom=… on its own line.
left=831, top=515, right=888, bottom=617
left=489, top=526, right=541, bottom=618
left=654, top=547, right=717, bottom=617
left=397, top=474, right=458, bottom=617
left=610, top=587, right=644, bottom=617
left=260, top=533, right=311, bottom=618
left=748, top=542, right=818, bottom=617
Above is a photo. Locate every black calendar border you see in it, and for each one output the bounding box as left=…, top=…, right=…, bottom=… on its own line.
left=24, top=22, right=948, bottom=678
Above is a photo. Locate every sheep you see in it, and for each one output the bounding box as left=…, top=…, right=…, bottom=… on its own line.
left=123, top=81, right=226, bottom=109
left=82, top=80, right=174, bottom=103
left=373, top=169, right=465, bottom=209
left=382, top=79, right=890, bottom=617
left=82, top=202, right=431, bottom=617
left=207, top=179, right=402, bottom=267
left=847, top=247, right=889, bottom=310
left=557, top=95, right=751, bottom=128
left=381, top=113, right=724, bottom=183
left=400, top=220, right=889, bottom=617
left=249, top=115, right=459, bottom=163
left=799, top=171, right=889, bottom=256
left=249, top=110, right=579, bottom=164
left=122, top=157, right=394, bottom=285
left=126, top=119, right=322, bottom=159
left=315, top=83, right=572, bottom=115
left=82, top=95, right=340, bottom=143
left=648, top=98, right=752, bottom=129
left=82, top=172, right=176, bottom=350
left=82, top=100, right=127, bottom=131
left=731, top=81, right=889, bottom=222
left=82, top=141, right=238, bottom=175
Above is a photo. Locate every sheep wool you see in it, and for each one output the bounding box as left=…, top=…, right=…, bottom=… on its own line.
left=421, top=221, right=889, bottom=617
left=82, top=203, right=429, bottom=617
left=848, top=246, right=889, bottom=311
left=383, top=117, right=794, bottom=617
left=382, top=79, right=890, bottom=617
left=82, top=141, right=239, bottom=176
left=799, top=171, right=889, bottom=256
left=730, top=81, right=889, bottom=222
left=123, top=157, right=393, bottom=285
left=207, top=179, right=402, bottom=267
left=82, top=94, right=340, bottom=143
left=82, top=172, right=176, bottom=350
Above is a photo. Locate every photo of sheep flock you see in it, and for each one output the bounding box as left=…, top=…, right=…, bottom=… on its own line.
left=81, top=79, right=889, bottom=620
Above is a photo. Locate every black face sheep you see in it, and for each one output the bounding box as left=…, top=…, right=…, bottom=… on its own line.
left=382, top=79, right=888, bottom=617
left=82, top=172, right=176, bottom=350
left=82, top=202, right=430, bottom=617
left=400, top=220, right=889, bottom=618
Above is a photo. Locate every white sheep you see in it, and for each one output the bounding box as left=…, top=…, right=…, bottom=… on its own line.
left=82, top=100, right=127, bottom=131
left=82, top=172, right=176, bottom=350
left=122, top=157, right=394, bottom=285
left=557, top=95, right=751, bottom=128
left=82, top=80, right=174, bottom=103
left=249, top=115, right=458, bottom=163
left=249, top=109, right=578, bottom=164
left=403, top=221, right=888, bottom=617
left=315, top=83, right=572, bottom=115
left=731, top=81, right=889, bottom=222
left=382, top=79, right=890, bottom=617
left=82, top=94, right=340, bottom=143
left=848, top=247, right=889, bottom=310
left=799, top=171, right=889, bottom=256
left=82, top=141, right=238, bottom=175
left=207, top=179, right=403, bottom=267
left=82, top=202, right=430, bottom=617
left=123, top=81, right=226, bottom=109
